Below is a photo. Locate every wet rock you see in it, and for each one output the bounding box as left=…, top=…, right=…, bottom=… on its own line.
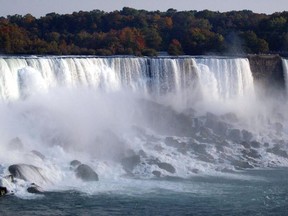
left=8, top=164, right=48, bottom=183
left=241, top=141, right=251, bottom=149
left=164, top=137, right=187, bottom=149
left=153, top=145, right=164, bottom=152
left=222, top=112, right=238, bottom=123
left=8, top=137, right=23, bottom=150
left=216, top=145, right=225, bottom=152
left=191, top=144, right=207, bottom=154
left=31, top=150, right=45, bottom=160
left=157, top=162, right=176, bottom=174
left=121, top=155, right=141, bottom=171
left=75, top=164, right=99, bottom=181
left=152, top=170, right=161, bottom=177
left=94, top=130, right=127, bottom=161
left=164, top=137, right=180, bottom=147
left=138, top=150, right=147, bottom=158
left=138, top=99, right=193, bottom=136
left=267, top=146, right=288, bottom=158
left=242, top=149, right=261, bottom=159
left=27, top=183, right=43, bottom=194
left=206, top=112, right=219, bottom=122
left=274, top=122, right=283, bottom=134
left=70, top=160, right=82, bottom=169
left=250, top=141, right=261, bottom=148
left=199, top=127, right=213, bottom=138
left=231, top=160, right=254, bottom=169
left=242, top=130, right=253, bottom=142
left=228, top=129, right=241, bottom=142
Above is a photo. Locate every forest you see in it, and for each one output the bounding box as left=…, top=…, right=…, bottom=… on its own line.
left=0, top=7, right=287, bottom=56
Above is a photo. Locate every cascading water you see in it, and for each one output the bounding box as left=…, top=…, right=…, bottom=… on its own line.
left=282, top=58, right=288, bottom=95
left=195, top=58, right=255, bottom=101
left=0, top=56, right=254, bottom=105
left=0, top=55, right=288, bottom=203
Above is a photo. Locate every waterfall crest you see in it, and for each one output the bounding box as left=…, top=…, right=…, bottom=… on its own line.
left=0, top=56, right=255, bottom=107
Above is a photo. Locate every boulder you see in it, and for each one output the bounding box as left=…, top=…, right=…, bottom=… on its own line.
left=8, top=164, right=48, bottom=184
left=267, top=146, right=288, bottom=158
left=157, top=162, right=176, bottom=174
left=31, top=150, right=45, bottom=160
left=70, top=160, right=82, bottom=169
left=75, top=164, right=99, bottom=181
left=8, top=137, right=23, bottom=150
left=250, top=141, right=261, bottom=148
left=221, top=112, right=238, bottom=123
left=152, top=170, right=161, bottom=177
left=121, top=155, right=141, bottom=171
left=27, top=183, right=43, bottom=194
left=242, top=130, right=253, bottom=142
left=228, top=129, right=241, bottom=142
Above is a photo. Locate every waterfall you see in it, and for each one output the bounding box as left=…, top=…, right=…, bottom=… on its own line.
left=195, top=58, right=254, bottom=101
left=0, top=56, right=255, bottom=107
left=282, top=58, right=288, bottom=95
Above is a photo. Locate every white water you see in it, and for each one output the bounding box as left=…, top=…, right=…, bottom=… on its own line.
left=0, top=56, right=254, bottom=104
left=282, top=58, right=288, bottom=95
left=0, top=56, right=287, bottom=198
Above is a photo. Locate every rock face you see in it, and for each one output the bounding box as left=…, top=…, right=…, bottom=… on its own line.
left=138, top=99, right=193, bottom=136
left=75, top=164, right=99, bottom=181
left=248, top=55, right=285, bottom=96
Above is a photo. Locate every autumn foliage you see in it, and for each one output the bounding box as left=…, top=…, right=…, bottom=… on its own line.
left=0, top=8, right=287, bottom=56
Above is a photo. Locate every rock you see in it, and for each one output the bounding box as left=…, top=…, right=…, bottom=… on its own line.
left=250, top=141, right=261, bottom=148
left=8, top=137, right=23, bottom=150
left=152, top=170, right=161, bottom=177
left=75, top=164, right=99, bottom=181
left=248, top=55, right=284, bottom=96
left=274, top=122, right=283, bottom=134
left=27, top=183, right=43, bottom=194
left=0, top=186, right=8, bottom=196
left=121, top=155, right=141, bottom=171
left=164, top=137, right=187, bottom=149
left=228, top=129, right=241, bottom=142
left=242, top=149, right=261, bottom=159
left=199, top=127, right=213, bottom=138
left=157, top=162, right=176, bottom=174
left=70, top=160, right=82, bottom=169
left=241, top=142, right=251, bottom=149
left=267, top=146, right=288, bottom=158
left=164, top=137, right=179, bottom=147
left=8, top=164, right=48, bottom=184
left=222, top=112, right=238, bottom=123
left=242, top=130, right=253, bottom=142
left=191, top=143, right=207, bottom=154
left=138, top=150, right=147, bottom=158
left=231, top=160, right=254, bottom=169
left=138, top=99, right=193, bottom=136
left=31, top=150, right=45, bottom=160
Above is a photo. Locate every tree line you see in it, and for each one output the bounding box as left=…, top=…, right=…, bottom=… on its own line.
left=0, top=7, right=287, bottom=56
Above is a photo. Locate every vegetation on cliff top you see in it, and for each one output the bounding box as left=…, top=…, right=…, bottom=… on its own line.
left=0, top=7, right=287, bottom=56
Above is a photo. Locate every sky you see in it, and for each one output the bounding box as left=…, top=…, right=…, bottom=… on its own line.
left=0, top=0, right=287, bottom=17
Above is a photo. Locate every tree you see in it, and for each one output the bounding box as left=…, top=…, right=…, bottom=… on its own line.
left=168, top=39, right=183, bottom=55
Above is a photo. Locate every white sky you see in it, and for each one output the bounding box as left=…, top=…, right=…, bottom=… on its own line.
left=0, top=0, right=287, bottom=17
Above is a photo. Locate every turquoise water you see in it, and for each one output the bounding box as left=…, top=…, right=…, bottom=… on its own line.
left=1, top=168, right=288, bottom=216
